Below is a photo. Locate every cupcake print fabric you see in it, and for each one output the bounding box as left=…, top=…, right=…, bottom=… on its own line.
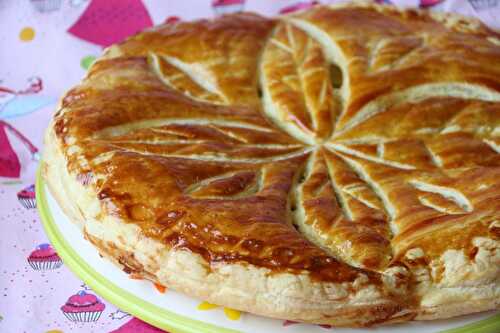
left=17, top=184, right=36, bottom=209
left=0, top=1, right=498, bottom=332
left=61, top=291, right=106, bottom=322
left=27, top=243, right=63, bottom=270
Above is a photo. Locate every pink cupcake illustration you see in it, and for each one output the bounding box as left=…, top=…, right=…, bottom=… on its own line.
left=212, top=0, right=245, bottom=16
left=61, top=291, right=105, bottom=322
left=27, top=243, right=63, bottom=270
left=17, top=184, right=36, bottom=209
left=30, top=0, right=63, bottom=13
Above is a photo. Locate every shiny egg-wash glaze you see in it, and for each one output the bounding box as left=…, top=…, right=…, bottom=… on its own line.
left=43, top=1, right=500, bottom=327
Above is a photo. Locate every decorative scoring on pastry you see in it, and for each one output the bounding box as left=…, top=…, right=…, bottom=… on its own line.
left=44, top=1, right=500, bottom=326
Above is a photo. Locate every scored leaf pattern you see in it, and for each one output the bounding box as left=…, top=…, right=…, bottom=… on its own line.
left=292, top=4, right=500, bottom=135
left=112, top=12, right=275, bottom=107
left=149, top=53, right=228, bottom=105
left=293, top=148, right=392, bottom=270
left=368, top=34, right=427, bottom=73
left=59, top=8, right=500, bottom=276
left=260, top=23, right=340, bottom=143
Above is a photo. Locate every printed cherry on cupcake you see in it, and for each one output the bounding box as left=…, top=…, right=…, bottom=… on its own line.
left=27, top=243, right=63, bottom=271
left=61, top=291, right=105, bottom=322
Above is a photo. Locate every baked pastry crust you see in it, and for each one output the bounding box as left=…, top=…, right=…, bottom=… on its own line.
left=43, top=1, right=500, bottom=327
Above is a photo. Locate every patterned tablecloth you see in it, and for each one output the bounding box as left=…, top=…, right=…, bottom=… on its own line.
left=0, top=1, right=498, bottom=332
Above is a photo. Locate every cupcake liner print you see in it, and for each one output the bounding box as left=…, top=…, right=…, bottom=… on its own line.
left=469, top=0, right=498, bottom=10
left=61, top=291, right=105, bottom=322
left=30, top=0, right=63, bottom=13
left=27, top=243, right=63, bottom=270
left=17, top=184, right=36, bottom=209
left=212, top=0, right=246, bottom=16
left=76, top=171, right=93, bottom=186
left=63, top=310, right=103, bottom=322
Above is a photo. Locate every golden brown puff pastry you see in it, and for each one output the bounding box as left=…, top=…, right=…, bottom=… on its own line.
left=43, top=1, right=500, bottom=327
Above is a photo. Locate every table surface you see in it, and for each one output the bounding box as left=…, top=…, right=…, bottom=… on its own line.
left=0, top=1, right=498, bottom=332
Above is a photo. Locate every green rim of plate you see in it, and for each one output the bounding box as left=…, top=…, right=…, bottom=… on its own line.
left=36, top=167, right=500, bottom=333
